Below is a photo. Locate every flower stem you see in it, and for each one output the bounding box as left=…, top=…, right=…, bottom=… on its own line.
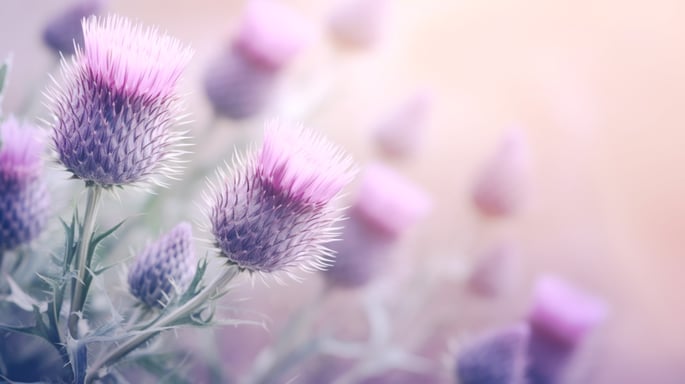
left=85, top=264, right=240, bottom=383
left=68, top=184, right=103, bottom=338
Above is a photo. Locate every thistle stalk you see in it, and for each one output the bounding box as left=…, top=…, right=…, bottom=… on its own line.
left=68, top=183, right=103, bottom=338
left=84, top=264, right=240, bottom=383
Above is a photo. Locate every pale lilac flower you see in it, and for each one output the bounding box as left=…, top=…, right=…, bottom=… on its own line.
left=467, top=242, right=519, bottom=298
left=204, top=0, right=309, bottom=120
left=128, top=222, right=196, bottom=307
left=42, top=0, right=105, bottom=56
left=329, top=0, right=389, bottom=48
left=0, top=118, right=50, bottom=252
left=472, top=128, right=530, bottom=217
left=206, top=121, right=355, bottom=276
left=47, top=15, right=193, bottom=188
left=375, top=91, right=432, bottom=158
left=324, top=163, right=431, bottom=288
left=456, top=324, right=530, bottom=384
left=526, top=275, right=607, bottom=384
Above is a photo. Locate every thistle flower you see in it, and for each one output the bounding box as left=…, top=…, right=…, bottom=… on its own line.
left=526, top=275, right=607, bottom=384
left=42, top=0, right=105, bottom=56
left=472, top=128, right=530, bottom=217
left=204, top=0, right=308, bottom=120
left=47, top=15, right=193, bottom=188
left=467, top=242, right=519, bottom=298
left=128, top=222, right=196, bottom=307
left=0, top=118, right=50, bottom=252
left=328, top=0, right=389, bottom=48
left=324, top=163, right=431, bottom=288
left=375, top=91, right=432, bottom=158
left=456, top=324, right=530, bottom=384
left=206, top=121, right=355, bottom=276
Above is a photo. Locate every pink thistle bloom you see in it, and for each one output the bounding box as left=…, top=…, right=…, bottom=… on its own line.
left=472, top=127, right=531, bottom=217
left=206, top=121, right=355, bottom=277
left=328, top=0, right=389, bottom=48
left=467, top=242, right=520, bottom=298
left=42, top=0, right=106, bottom=56
left=375, top=91, right=432, bottom=158
left=47, top=15, right=193, bottom=188
left=0, top=118, right=45, bottom=188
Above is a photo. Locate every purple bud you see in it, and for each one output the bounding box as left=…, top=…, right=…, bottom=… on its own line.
left=329, top=0, right=389, bottom=48
left=456, top=324, right=530, bottom=384
left=526, top=275, right=607, bottom=384
left=375, top=91, right=432, bottom=158
left=203, top=46, right=279, bottom=120
left=128, top=222, right=196, bottom=307
left=324, top=163, right=431, bottom=288
left=47, top=15, right=193, bottom=188
left=472, top=128, right=530, bottom=217
left=207, top=121, right=355, bottom=275
left=42, top=0, right=105, bottom=56
left=0, top=119, right=50, bottom=252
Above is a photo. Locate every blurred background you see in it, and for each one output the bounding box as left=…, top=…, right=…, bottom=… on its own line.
left=2, top=0, right=685, bottom=383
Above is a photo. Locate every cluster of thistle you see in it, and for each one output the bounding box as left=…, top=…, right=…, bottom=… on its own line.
left=0, top=12, right=358, bottom=383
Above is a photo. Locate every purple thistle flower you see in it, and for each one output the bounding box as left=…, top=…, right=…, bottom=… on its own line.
left=456, top=324, right=530, bottom=384
left=467, top=242, right=519, bottom=298
left=47, top=15, right=193, bottom=188
left=375, top=91, right=432, bottom=158
left=324, top=163, right=431, bottom=288
left=0, top=118, right=50, bottom=252
left=472, top=128, right=530, bottom=218
left=526, top=275, right=607, bottom=384
left=206, top=121, right=355, bottom=276
left=42, top=0, right=105, bottom=56
left=128, top=222, right=196, bottom=307
left=328, top=0, right=389, bottom=48
left=204, top=0, right=309, bottom=120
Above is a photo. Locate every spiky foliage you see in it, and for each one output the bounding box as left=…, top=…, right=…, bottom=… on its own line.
left=128, top=222, right=197, bottom=308
left=206, top=121, right=355, bottom=277
left=46, top=14, right=193, bottom=189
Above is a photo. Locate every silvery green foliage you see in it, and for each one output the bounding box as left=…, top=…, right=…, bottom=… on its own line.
left=128, top=222, right=196, bottom=308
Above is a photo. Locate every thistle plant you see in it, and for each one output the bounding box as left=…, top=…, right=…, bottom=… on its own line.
left=42, top=0, right=105, bottom=56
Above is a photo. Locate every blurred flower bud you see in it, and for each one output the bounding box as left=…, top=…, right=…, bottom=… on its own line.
left=472, top=128, right=530, bottom=217
left=42, top=0, right=105, bottom=56
left=324, top=163, right=431, bottom=288
left=467, top=242, right=519, bottom=298
left=128, top=222, right=196, bottom=308
left=329, top=0, right=388, bottom=48
left=0, top=118, right=50, bottom=252
left=375, top=91, right=432, bottom=158
left=47, top=15, right=193, bottom=189
left=526, top=275, right=608, bottom=384
left=456, top=324, right=530, bottom=384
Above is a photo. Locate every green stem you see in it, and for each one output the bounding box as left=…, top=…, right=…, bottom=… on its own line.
left=85, top=264, right=240, bottom=383
left=68, top=184, right=103, bottom=338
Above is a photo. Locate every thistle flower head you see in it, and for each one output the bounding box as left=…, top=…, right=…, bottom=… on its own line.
left=42, top=0, right=105, bottom=56
left=0, top=118, right=45, bottom=189
left=128, top=222, right=196, bottom=307
left=456, top=324, right=530, bottom=384
left=0, top=118, right=50, bottom=252
left=207, top=120, right=355, bottom=276
left=48, top=14, right=193, bottom=188
left=375, top=91, right=432, bottom=158
left=233, top=0, right=310, bottom=70
left=472, top=127, right=530, bottom=217
left=329, top=0, right=388, bottom=48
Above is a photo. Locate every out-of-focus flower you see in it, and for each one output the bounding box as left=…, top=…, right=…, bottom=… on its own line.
left=128, top=222, right=196, bottom=308
left=526, top=275, right=608, bottom=384
left=47, top=15, right=193, bottom=188
left=207, top=121, right=355, bottom=276
left=204, top=0, right=309, bottom=120
left=472, top=128, right=530, bottom=217
left=456, top=324, right=530, bottom=384
left=467, top=242, right=519, bottom=298
left=324, top=163, right=431, bottom=288
left=328, top=0, right=388, bottom=48
left=375, top=91, right=432, bottom=158
left=0, top=118, right=50, bottom=252
left=42, top=0, right=105, bottom=56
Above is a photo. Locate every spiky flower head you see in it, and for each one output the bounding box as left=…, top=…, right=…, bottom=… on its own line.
left=0, top=118, right=50, bottom=252
left=42, top=0, right=105, bottom=56
left=47, top=15, right=193, bottom=189
left=128, top=222, right=196, bottom=307
left=456, top=324, right=530, bottom=384
left=207, top=121, right=355, bottom=276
